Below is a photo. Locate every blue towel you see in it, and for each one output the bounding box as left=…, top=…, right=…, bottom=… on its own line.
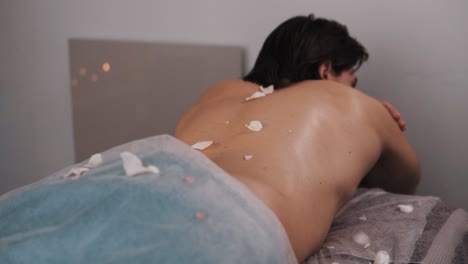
left=0, top=135, right=297, bottom=264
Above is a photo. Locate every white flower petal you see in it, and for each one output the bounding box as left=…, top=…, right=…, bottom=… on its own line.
left=245, top=120, right=263, bottom=132
left=353, top=231, right=370, bottom=246
left=397, top=204, right=414, bottom=213
left=374, top=250, right=390, bottom=264
left=245, top=91, right=266, bottom=101
left=191, top=141, right=213, bottom=150
left=120, top=151, right=148, bottom=176
left=260, top=85, right=274, bottom=94
left=120, top=152, right=160, bottom=176
left=359, top=215, right=367, bottom=221
left=65, top=167, right=89, bottom=180
left=85, top=153, right=103, bottom=168
left=146, top=165, right=160, bottom=174
left=244, top=155, right=253, bottom=160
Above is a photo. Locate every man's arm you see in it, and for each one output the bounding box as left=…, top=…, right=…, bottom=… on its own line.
left=381, top=101, right=406, bottom=131
left=361, top=100, right=421, bottom=194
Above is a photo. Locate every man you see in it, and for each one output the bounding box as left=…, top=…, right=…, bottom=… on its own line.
left=174, top=14, right=420, bottom=262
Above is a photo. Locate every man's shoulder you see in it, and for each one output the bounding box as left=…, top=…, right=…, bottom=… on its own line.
left=282, top=81, right=380, bottom=107
left=202, top=80, right=256, bottom=96
left=293, top=81, right=396, bottom=129
left=282, top=80, right=359, bottom=96
left=208, top=80, right=255, bottom=90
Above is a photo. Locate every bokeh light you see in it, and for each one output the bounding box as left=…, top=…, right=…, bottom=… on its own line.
left=102, top=62, right=111, bottom=72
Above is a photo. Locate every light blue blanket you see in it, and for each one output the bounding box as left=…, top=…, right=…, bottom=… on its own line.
left=0, top=135, right=297, bottom=264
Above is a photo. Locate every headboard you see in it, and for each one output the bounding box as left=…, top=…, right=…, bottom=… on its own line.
left=69, top=39, right=243, bottom=162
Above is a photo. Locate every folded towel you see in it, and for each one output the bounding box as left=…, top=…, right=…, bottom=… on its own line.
left=0, top=135, right=297, bottom=264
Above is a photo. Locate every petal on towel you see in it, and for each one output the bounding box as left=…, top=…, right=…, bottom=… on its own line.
left=121, top=151, right=145, bottom=176
left=397, top=204, right=414, bottom=213
left=183, top=175, right=195, bottom=183
left=353, top=231, right=370, bottom=246
left=196, top=210, right=207, bottom=220
left=374, top=250, right=390, bottom=264
left=359, top=215, right=367, bottom=221
left=260, top=84, right=274, bottom=94
left=245, top=120, right=263, bottom=132
left=146, top=165, right=160, bottom=174
left=245, top=91, right=266, bottom=101
left=85, top=153, right=103, bottom=168
left=191, top=141, right=213, bottom=150
left=120, top=151, right=160, bottom=176
left=65, top=167, right=89, bottom=180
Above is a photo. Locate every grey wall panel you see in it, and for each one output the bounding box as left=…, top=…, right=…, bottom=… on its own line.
left=69, top=39, right=242, bottom=162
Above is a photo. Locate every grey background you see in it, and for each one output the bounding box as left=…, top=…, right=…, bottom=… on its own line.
left=69, top=39, right=242, bottom=162
left=1, top=1, right=467, bottom=209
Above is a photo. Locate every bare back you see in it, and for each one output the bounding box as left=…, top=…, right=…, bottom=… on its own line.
left=175, top=80, right=393, bottom=261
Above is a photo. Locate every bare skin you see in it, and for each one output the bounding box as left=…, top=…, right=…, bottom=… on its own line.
left=174, top=79, right=420, bottom=262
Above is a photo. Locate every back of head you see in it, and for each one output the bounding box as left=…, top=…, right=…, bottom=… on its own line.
left=244, top=14, right=368, bottom=89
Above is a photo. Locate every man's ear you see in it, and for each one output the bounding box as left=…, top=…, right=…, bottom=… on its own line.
left=318, top=61, right=332, bottom=80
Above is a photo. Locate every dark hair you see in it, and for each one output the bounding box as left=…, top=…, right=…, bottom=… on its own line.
left=243, top=14, right=369, bottom=89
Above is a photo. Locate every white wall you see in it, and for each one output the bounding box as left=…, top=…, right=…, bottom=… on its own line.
left=1, top=0, right=467, bottom=209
